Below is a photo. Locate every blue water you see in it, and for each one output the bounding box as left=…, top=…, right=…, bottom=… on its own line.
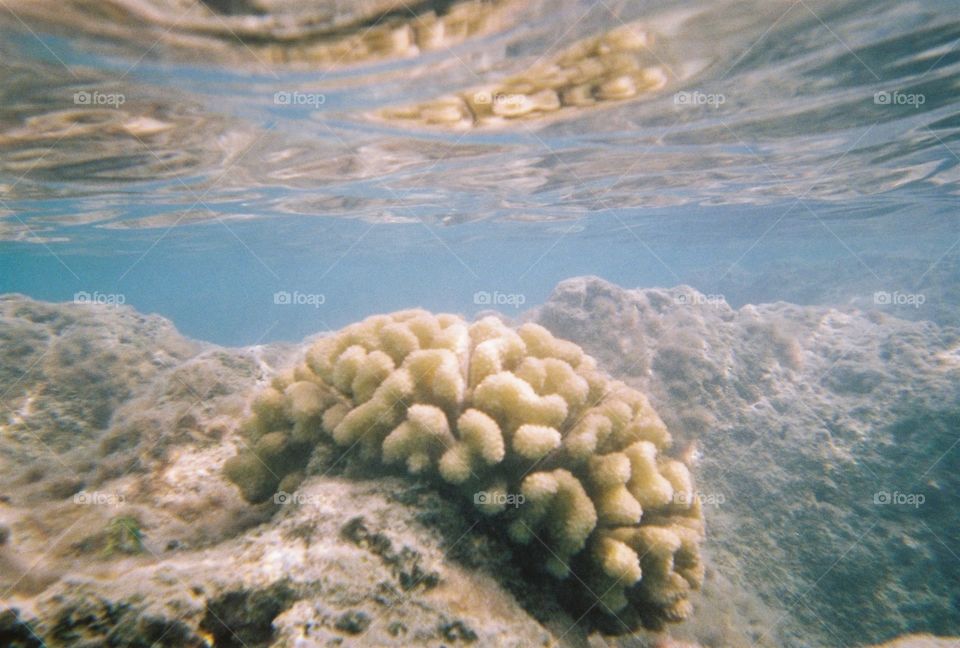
left=1, top=0, right=959, bottom=344
left=1, top=4, right=959, bottom=647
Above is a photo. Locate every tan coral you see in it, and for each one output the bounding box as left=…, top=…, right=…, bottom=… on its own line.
left=587, top=452, right=643, bottom=526
left=226, top=309, right=704, bottom=627
left=382, top=403, right=456, bottom=474
left=508, top=468, right=598, bottom=579
left=438, top=408, right=505, bottom=484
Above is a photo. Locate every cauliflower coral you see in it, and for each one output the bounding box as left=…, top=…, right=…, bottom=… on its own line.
left=225, top=310, right=704, bottom=626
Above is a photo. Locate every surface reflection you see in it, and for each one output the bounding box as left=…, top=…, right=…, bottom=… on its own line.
left=0, top=0, right=956, bottom=244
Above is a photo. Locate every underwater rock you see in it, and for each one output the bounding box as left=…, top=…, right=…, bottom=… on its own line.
left=333, top=609, right=371, bottom=635
left=40, top=590, right=205, bottom=648
left=690, top=253, right=960, bottom=330
left=0, top=608, right=43, bottom=648
left=199, top=581, right=296, bottom=648
left=0, top=295, right=277, bottom=535
left=533, top=275, right=960, bottom=647
left=0, top=294, right=199, bottom=453
left=2, top=285, right=957, bottom=646
left=0, top=297, right=558, bottom=646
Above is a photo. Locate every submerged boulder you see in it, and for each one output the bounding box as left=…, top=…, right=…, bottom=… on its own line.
left=2, top=280, right=957, bottom=646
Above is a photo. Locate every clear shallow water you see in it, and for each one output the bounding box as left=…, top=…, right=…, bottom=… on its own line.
left=0, top=3, right=959, bottom=647
left=0, top=0, right=958, bottom=344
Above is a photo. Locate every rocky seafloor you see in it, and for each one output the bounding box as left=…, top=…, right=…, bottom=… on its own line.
left=0, top=276, right=958, bottom=647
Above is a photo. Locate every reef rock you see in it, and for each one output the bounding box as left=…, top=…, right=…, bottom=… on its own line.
left=532, top=276, right=960, bottom=647
left=0, top=296, right=556, bottom=647
left=2, top=279, right=957, bottom=647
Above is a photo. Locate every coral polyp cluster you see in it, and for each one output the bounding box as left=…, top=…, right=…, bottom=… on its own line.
left=225, top=309, right=704, bottom=625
